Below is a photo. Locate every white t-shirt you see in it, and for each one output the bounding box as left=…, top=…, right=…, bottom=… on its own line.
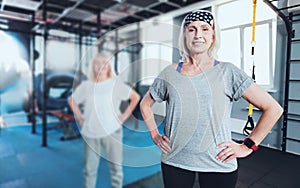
left=72, top=78, right=132, bottom=138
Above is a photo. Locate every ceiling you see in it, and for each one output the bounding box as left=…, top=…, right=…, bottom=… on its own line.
left=0, top=0, right=204, bottom=36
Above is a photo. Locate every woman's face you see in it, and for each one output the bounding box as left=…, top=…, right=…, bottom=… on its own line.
left=93, top=59, right=109, bottom=77
left=185, top=20, right=214, bottom=56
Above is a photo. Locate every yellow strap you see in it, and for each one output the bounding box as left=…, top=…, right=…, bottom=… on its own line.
left=251, top=0, right=257, bottom=43
left=248, top=103, right=253, bottom=116
left=248, top=0, right=257, bottom=117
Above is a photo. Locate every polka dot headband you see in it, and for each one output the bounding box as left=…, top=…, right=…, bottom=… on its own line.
left=184, top=10, right=214, bottom=30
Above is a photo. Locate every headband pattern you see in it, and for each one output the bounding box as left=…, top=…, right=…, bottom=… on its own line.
left=184, top=10, right=214, bottom=29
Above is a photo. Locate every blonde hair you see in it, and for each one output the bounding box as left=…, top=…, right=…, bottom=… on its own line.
left=88, top=53, right=116, bottom=82
left=178, top=10, right=220, bottom=62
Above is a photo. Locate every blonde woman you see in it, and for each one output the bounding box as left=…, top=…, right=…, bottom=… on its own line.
left=69, top=53, right=140, bottom=188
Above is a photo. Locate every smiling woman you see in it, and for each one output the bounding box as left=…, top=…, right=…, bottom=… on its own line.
left=140, top=9, right=282, bottom=188
left=184, top=21, right=214, bottom=59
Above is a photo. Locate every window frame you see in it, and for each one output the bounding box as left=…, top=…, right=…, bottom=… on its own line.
left=219, top=19, right=275, bottom=89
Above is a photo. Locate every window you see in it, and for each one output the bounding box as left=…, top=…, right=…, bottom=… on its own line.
left=46, top=39, right=77, bottom=70
left=81, top=36, right=98, bottom=76
left=140, top=20, right=173, bottom=85
left=140, top=42, right=172, bottom=85
left=216, top=0, right=277, bottom=88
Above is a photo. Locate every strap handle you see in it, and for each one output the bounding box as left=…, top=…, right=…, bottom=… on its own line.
left=244, top=0, right=257, bottom=136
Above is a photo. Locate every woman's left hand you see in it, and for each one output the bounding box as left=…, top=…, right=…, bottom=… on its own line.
left=215, top=142, right=253, bottom=163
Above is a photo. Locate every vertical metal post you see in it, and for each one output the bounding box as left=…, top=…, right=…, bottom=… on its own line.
left=42, top=0, right=48, bottom=147
left=281, top=13, right=293, bottom=152
left=84, top=35, right=89, bottom=72
left=114, top=29, right=119, bottom=74
left=97, top=10, right=102, bottom=52
left=97, top=10, right=101, bottom=38
left=135, top=22, right=141, bottom=93
left=78, top=22, right=83, bottom=82
left=30, top=12, right=37, bottom=134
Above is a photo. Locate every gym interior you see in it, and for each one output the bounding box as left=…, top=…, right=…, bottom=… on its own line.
left=0, top=0, right=300, bottom=187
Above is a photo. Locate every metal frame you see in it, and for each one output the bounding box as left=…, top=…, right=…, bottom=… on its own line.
left=263, top=0, right=300, bottom=152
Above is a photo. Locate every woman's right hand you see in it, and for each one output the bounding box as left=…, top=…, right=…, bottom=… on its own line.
left=77, top=117, right=84, bottom=127
left=151, top=131, right=171, bottom=154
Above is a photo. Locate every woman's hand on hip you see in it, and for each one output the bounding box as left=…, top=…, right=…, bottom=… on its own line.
left=151, top=132, right=171, bottom=154
left=76, top=117, right=84, bottom=127
left=215, top=141, right=253, bottom=163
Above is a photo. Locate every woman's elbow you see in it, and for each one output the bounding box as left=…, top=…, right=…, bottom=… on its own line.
left=130, top=92, right=140, bottom=106
left=268, top=102, right=283, bottom=120
left=135, top=93, right=141, bottom=103
left=140, top=97, right=151, bottom=114
left=276, top=104, right=284, bottom=118
left=140, top=98, right=146, bottom=112
left=140, top=92, right=155, bottom=111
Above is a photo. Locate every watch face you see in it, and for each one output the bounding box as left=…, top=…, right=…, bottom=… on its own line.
left=244, top=139, right=253, bottom=148
left=244, top=138, right=258, bottom=151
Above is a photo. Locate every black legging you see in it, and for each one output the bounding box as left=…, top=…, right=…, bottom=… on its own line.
left=161, top=163, right=238, bottom=188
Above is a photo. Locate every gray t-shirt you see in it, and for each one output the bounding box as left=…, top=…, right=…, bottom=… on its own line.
left=149, top=62, right=253, bottom=172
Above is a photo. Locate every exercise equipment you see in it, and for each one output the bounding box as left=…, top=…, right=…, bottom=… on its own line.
left=34, top=71, right=81, bottom=141
left=243, top=0, right=257, bottom=136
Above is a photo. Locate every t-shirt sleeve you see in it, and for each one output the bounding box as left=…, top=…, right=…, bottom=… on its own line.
left=149, top=72, right=168, bottom=103
left=72, top=82, right=86, bottom=104
left=226, top=63, right=254, bottom=101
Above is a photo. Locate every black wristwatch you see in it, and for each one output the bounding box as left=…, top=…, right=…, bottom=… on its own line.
left=243, top=137, right=259, bottom=151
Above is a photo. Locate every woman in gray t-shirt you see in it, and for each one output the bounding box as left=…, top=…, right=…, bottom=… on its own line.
left=140, top=10, right=283, bottom=188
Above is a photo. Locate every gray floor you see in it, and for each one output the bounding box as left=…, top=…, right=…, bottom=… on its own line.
left=125, top=146, right=300, bottom=188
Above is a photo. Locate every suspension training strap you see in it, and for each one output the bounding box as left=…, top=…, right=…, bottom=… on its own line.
left=243, top=0, right=257, bottom=136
